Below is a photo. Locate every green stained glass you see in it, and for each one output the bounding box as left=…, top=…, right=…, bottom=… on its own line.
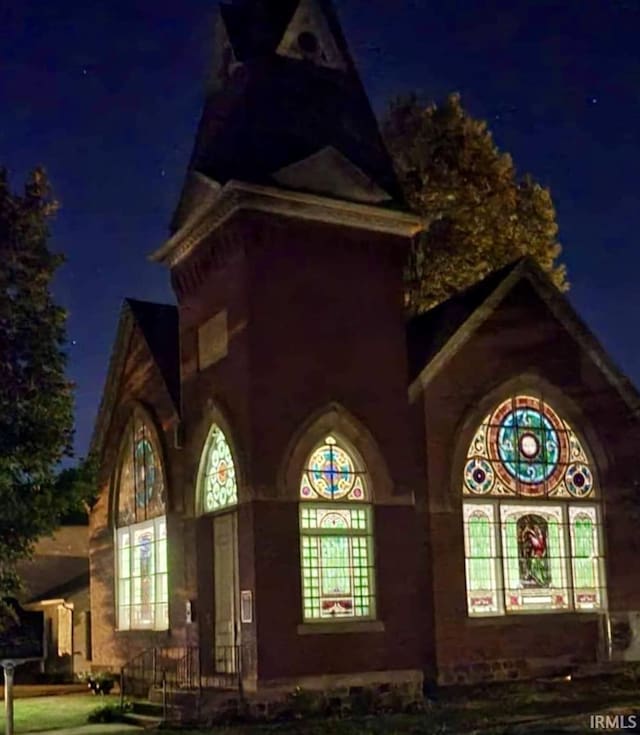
left=321, top=537, right=351, bottom=596
left=468, top=515, right=491, bottom=590
left=504, top=518, right=519, bottom=592
left=299, top=437, right=374, bottom=622
left=573, top=517, right=595, bottom=588
left=300, top=504, right=374, bottom=621
left=547, top=519, right=562, bottom=588
left=201, top=425, right=238, bottom=512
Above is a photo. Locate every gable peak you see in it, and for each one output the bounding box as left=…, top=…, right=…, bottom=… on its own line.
left=276, top=0, right=348, bottom=70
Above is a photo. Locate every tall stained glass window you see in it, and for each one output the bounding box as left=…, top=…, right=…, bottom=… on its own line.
left=199, top=425, right=238, bottom=513
left=115, top=411, right=168, bottom=630
left=462, top=395, right=605, bottom=616
left=299, top=436, right=375, bottom=622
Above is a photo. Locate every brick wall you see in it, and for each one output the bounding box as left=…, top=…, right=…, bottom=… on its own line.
left=417, top=279, right=640, bottom=682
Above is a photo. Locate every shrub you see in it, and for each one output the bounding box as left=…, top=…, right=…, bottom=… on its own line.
left=87, top=702, right=131, bottom=724
left=287, top=687, right=324, bottom=719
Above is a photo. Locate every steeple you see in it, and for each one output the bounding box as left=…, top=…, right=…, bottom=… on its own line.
left=170, top=0, right=402, bottom=233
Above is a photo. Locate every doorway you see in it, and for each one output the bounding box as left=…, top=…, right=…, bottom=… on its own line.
left=213, top=512, right=239, bottom=674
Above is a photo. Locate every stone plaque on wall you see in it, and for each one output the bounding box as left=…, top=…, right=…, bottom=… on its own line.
left=198, top=310, right=228, bottom=370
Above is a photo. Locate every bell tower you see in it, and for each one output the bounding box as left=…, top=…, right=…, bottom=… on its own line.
left=151, top=0, right=421, bottom=483
left=151, top=0, right=424, bottom=690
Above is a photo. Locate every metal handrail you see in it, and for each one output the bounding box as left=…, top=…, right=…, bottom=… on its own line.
left=120, top=643, right=246, bottom=717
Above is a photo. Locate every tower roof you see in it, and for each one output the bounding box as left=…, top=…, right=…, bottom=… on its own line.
left=171, top=0, right=402, bottom=232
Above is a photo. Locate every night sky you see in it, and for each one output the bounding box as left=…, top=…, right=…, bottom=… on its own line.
left=3, top=0, right=639, bottom=459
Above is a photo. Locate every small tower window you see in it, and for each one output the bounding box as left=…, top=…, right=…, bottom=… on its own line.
left=298, top=31, right=319, bottom=56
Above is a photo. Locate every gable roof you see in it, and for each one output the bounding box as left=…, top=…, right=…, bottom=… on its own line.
left=125, top=299, right=180, bottom=408
left=407, top=258, right=640, bottom=417
left=406, top=260, right=522, bottom=382
left=25, top=572, right=90, bottom=605
left=89, top=300, right=179, bottom=460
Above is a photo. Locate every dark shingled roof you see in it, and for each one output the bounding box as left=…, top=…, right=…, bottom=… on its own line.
left=27, top=572, right=90, bottom=605
left=171, top=0, right=402, bottom=230
left=406, top=259, right=524, bottom=382
left=90, top=299, right=180, bottom=460
left=125, top=299, right=180, bottom=410
left=220, top=0, right=303, bottom=61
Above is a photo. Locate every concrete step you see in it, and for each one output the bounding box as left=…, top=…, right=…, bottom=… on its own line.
left=130, top=700, right=164, bottom=718
left=122, top=712, right=162, bottom=729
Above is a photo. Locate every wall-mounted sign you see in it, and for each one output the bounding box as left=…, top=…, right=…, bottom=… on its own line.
left=240, top=590, right=253, bottom=624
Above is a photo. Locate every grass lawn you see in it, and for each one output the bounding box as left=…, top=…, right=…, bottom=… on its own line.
left=0, top=694, right=120, bottom=734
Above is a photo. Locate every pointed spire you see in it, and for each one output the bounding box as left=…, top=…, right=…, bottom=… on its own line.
left=171, top=0, right=402, bottom=232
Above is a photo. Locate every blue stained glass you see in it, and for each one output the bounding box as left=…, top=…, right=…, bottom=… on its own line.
left=135, top=438, right=156, bottom=508
left=306, top=439, right=360, bottom=500
left=498, top=408, right=559, bottom=484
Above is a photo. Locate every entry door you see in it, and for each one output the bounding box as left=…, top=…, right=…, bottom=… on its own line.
left=214, top=512, right=239, bottom=673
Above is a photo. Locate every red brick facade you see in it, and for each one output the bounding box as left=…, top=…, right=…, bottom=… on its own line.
left=90, top=219, right=640, bottom=693
left=414, top=278, right=640, bottom=683
left=88, top=0, right=640, bottom=698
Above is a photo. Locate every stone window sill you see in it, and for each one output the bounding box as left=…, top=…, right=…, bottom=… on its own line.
left=297, top=620, right=385, bottom=635
left=467, top=611, right=601, bottom=626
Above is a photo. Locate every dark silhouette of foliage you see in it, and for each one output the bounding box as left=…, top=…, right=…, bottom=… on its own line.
left=0, top=167, right=93, bottom=627
left=383, top=93, right=567, bottom=314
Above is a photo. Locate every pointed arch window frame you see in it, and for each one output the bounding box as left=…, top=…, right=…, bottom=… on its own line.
left=298, top=434, right=377, bottom=623
left=461, top=394, right=606, bottom=617
left=113, top=408, right=169, bottom=632
left=197, top=423, right=239, bottom=515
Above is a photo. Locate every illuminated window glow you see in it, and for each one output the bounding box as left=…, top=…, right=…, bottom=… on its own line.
left=463, top=396, right=605, bottom=616
left=116, top=518, right=168, bottom=630
left=115, top=412, right=168, bottom=630
left=299, top=436, right=375, bottom=622
left=199, top=425, right=238, bottom=513
left=463, top=395, right=594, bottom=498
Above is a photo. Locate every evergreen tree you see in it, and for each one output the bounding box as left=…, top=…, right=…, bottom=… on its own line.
left=383, top=93, right=568, bottom=314
left=0, top=167, right=88, bottom=623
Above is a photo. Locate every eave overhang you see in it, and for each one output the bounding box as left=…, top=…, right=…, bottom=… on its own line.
left=151, top=179, right=424, bottom=268
left=408, top=259, right=640, bottom=421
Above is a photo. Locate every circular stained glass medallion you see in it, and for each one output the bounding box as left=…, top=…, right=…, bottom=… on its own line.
left=303, top=436, right=365, bottom=501
left=464, top=457, right=495, bottom=495
left=496, top=407, right=560, bottom=485
left=565, top=462, right=593, bottom=498
left=464, top=396, right=594, bottom=498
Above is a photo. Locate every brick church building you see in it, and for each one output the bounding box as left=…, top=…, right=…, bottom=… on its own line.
left=89, top=0, right=640, bottom=703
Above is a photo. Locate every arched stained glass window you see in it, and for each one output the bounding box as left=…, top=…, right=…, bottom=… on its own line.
left=463, top=395, right=594, bottom=498
left=199, top=425, right=238, bottom=513
left=299, top=435, right=375, bottom=622
left=462, top=395, right=605, bottom=617
left=117, top=417, right=166, bottom=526
left=115, top=411, right=168, bottom=631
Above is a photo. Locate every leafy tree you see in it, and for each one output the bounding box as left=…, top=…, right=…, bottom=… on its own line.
left=383, top=93, right=568, bottom=314
left=0, top=167, right=91, bottom=626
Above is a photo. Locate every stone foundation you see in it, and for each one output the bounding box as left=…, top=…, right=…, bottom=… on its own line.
left=437, top=654, right=599, bottom=686
left=438, top=658, right=530, bottom=685
left=164, top=670, right=424, bottom=725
